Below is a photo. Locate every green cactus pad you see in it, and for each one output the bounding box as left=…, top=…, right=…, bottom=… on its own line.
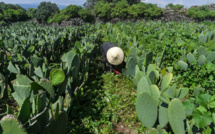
left=164, top=84, right=177, bottom=98
left=132, top=71, right=145, bottom=87
left=18, top=97, right=31, bottom=123
left=0, top=115, right=26, bottom=134
left=50, top=69, right=65, bottom=86
left=177, top=61, right=188, bottom=71
left=161, top=73, right=173, bottom=92
left=150, top=85, right=160, bottom=106
left=159, top=102, right=168, bottom=128
left=168, top=98, right=186, bottom=134
left=198, top=46, right=207, bottom=56
left=198, top=55, right=206, bottom=66
left=30, top=55, right=43, bottom=68
left=206, top=52, right=215, bottom=62
left=40, top=80, right=55, bottom=99
left=43, top=111, right=68, bottom=134
left=148, top=128, right=159, bottom=134
left=125, top=57, right=136, bottom=77
left=178, top=88, right=189, bottom=99
left=7, top=61, right=18, bottom=74
left=187, top=53, right=196, bottom=64
left=136, top=92, right=157, bottom=129
left=137, top=76, right=151, bottom=95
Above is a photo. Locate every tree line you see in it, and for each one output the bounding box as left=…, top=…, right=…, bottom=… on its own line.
left=1, top=1, right=215, bottom=25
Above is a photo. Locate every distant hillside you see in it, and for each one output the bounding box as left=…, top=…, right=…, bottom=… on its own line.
left=18, top=3, right=67, bottom=10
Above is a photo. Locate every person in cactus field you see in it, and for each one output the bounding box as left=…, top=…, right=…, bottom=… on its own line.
left=100, top=42, right=124, bottom=74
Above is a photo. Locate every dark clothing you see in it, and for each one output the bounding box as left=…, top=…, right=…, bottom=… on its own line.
left=100, top=42, right=116, bottom=72
left=101, top=42, right=116, bottom=56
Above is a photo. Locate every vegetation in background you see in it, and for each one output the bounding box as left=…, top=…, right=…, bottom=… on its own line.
left=47, top=5, right=83, bottom=24
left=166, top=3, right=184, bottom=10
left=0, top=2, right=29, bottom=24
left=187, top=5, right=215, bottom=20
left=34, top=2, right=59, bottom=24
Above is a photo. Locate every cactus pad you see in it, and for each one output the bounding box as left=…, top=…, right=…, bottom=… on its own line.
left=0, top=114, right=26, bottom=134
left=50, top=69, right=65, bottom=86
left=136, top=92, right=157, bottom=129
left=168, top=98, right=186, bottom=134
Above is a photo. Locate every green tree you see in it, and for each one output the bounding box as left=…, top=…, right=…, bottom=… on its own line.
left=111, top=0, right=129, bottom=19
left=27, top=8, right=36, bottom=18
left=3, top=9, right=15, bottom=21
left=78, top=8, right=94, bottom=22
left=94, top=1, right=112, bottom=19
left=61, top=5, right=82, bottom=18
left=34, top=2, right=59, bottom=24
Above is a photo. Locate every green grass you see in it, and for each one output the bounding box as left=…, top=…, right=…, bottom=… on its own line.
left=68, top=62, right=145, bottom=133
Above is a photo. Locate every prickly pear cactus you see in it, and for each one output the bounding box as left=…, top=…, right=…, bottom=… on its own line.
left=168, top=98, right=186, bottom=134
left=50, top=69, right=65, bottom=86
left=0, top=114, right=27, bottom=134
left=177, top=61, right=188, bottom=71
left=136, top=92, right=157, bottom=129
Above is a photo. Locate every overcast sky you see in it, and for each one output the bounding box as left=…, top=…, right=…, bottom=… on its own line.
left=1, top=0, right=215, bottom=7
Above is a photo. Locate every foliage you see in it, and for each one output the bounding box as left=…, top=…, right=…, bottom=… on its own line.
left=166, top=3, right=184, bottom=10
left=186, top=6, right=215, bottom=20
left=94, top=1, right=113, bottom=19
left=34, top=2, right=59, bottom=24
left=84, top=0, right=141, bottom=9
left=0, top=2, right=29, bottom=22
left=48, top=4, right=82, bottom=24
left=0, top=21, right=101, bottom=133
left=61, top=5, right=82, bottom=18
left=111, top=0, right=129, bottom=19
left=78, top=8, right=94, bottom=23
left=128, top=3, right=162, bottom=19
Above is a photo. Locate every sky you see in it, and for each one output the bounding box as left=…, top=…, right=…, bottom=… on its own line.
left=1, top=0, right=215, bottom=7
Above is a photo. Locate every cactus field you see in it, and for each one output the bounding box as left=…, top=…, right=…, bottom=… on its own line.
left=1, top=21, right=215, bottom=133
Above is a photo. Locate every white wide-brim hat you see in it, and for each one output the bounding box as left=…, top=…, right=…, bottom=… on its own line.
left=107, top=47, right=124, bottom=65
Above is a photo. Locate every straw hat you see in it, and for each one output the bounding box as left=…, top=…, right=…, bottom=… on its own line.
left=107, top=47, right=124, bottom=65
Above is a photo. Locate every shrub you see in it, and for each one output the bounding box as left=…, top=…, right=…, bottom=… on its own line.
left=78, top=8, right=94, bottom=22
left=111, top=0, right=129, bottom=19
left=166, top=3, right=184, bottom=10
left=187, top=6, right=210, bottom=20
left=94, top=1, right=112, bottom=19
left=61, top=5, right=82, bottom=18
left=128, top=3, right=162, bottom=19
left=34, top=2, right=60, bottom=24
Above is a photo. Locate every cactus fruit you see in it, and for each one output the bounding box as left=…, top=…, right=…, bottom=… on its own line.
left=168, top=98, right=186, bottom=134
left=136, top=92, right=157, bottom=129
left=0, top=114, right=27, bottom=134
